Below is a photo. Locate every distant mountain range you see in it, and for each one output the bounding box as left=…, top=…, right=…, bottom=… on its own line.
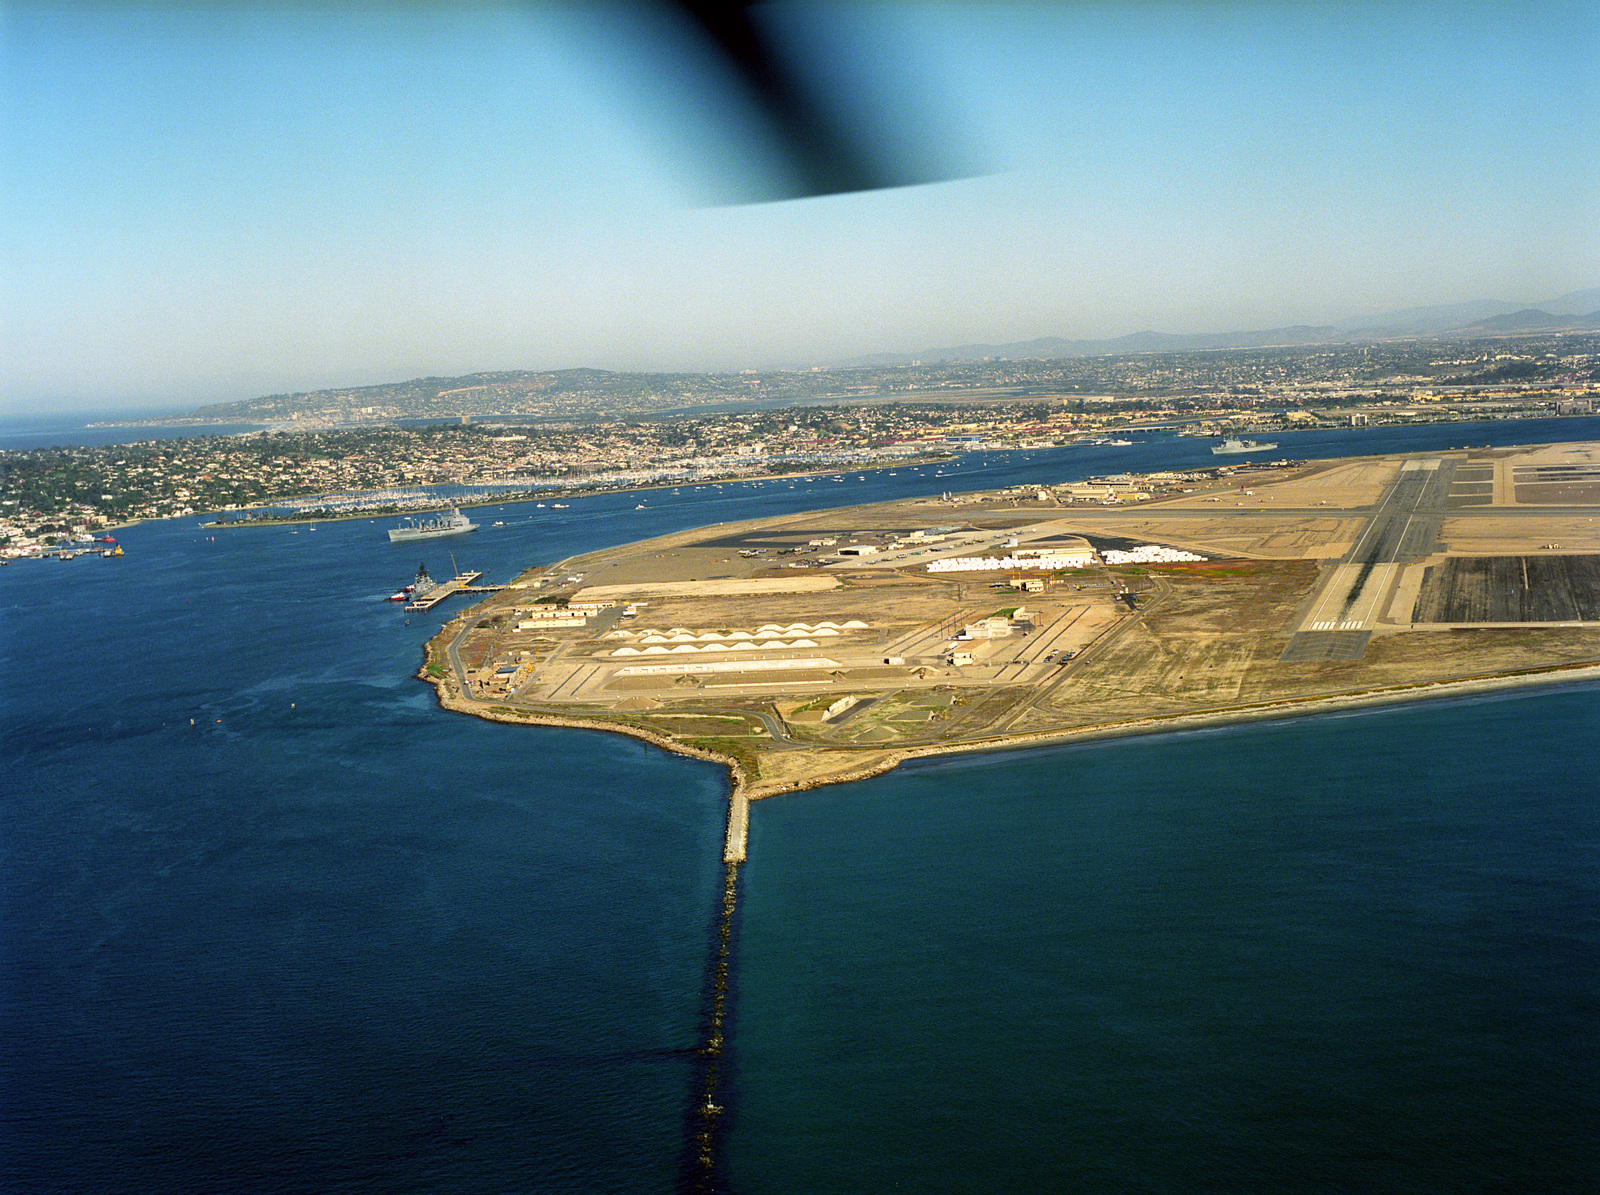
left=157, top=286, right=1597, bottom=428
left=821, top=288, right=1600, bottom=367
left=1459, top=307, right=1600, bottom=334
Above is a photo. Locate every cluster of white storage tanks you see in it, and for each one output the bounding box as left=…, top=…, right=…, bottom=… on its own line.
left=1100, top=545, right=1206, bottom=563
left=927, top=554, right=1095, bottom=573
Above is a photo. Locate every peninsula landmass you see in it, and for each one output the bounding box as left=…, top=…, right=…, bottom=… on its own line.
left=424, top=441, right=1600, bottom=854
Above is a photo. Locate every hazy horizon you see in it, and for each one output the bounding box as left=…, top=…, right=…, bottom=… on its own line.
left=5, top=0, right=1597, bottom=415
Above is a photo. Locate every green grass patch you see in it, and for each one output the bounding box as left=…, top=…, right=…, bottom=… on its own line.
left=649, top=716, right=762, bottom=737
left=684, top=736, right=763, bottom=778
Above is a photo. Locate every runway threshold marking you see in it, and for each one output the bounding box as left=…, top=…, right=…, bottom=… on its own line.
left=1295, top=460, right=1447, bottom=638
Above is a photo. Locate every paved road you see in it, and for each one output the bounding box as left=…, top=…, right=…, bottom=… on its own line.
left=446, top=620, right=473, bottom=690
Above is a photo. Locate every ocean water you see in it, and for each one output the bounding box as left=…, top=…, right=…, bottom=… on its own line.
left=733, top=693, right=1600, bottom=1193
left=0, top=411, right=267, bottom=452
left=3, top=422, right=1598, bottom=1192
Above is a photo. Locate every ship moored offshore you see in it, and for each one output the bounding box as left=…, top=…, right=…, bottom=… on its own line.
left=387, top=508, right=478, bottom=543
left=1212, top=436, right=1279, bottom=455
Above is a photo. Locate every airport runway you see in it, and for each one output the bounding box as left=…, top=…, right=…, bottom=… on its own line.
left=1281, top=459, right=1456, bottom=659
left=1031, top=501, right=1597, bottom=521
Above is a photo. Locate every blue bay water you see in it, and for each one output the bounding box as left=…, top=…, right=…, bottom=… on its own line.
left=1, top=511, right=731, bottom=1193
left=4, top=419, right=1599, bottom=1192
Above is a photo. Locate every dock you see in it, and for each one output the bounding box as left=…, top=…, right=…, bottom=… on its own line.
left=407, top=571, right=501, bottom=611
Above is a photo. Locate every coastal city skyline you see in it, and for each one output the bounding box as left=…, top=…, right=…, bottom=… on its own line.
left=5, top=0, right=1597, bottom=412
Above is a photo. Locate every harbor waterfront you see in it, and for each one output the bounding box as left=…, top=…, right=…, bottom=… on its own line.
left=3, top=421, right=1597, bottom=1192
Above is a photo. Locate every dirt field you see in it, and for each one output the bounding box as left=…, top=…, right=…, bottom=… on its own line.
left=1439, top=515, right=1600, bottom=555
left=1064, top=512, right=1363, bottom=559
left=1019, top=561, right=1322, bottom=724
left=1158, top=458, right=1400, bottom=509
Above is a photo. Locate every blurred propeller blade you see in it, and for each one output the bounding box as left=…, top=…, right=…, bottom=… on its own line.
left=664, top=0, right=971, bottom=200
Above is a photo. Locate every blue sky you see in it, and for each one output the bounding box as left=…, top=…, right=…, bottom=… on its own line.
left=3, top=0, right=1597, bottom=412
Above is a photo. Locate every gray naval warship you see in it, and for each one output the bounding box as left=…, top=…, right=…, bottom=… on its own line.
left=1211, top=436, right=1278, bottom=455
left=387, top=507, right=479, bottom=543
